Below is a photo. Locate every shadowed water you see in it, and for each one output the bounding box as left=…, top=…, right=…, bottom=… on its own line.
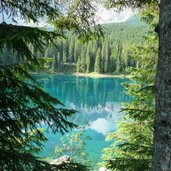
left=33, top=74, right=131, bottom=165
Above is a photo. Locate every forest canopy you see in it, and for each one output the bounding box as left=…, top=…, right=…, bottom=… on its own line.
left=10, top=16, right=149, bottom=74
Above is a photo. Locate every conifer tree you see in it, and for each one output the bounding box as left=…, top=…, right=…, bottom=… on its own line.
left=0, top=0, right=102, bottom=170
left=105, top=1, right=171, bottom=170
left=68, top=40, right=74, bottom=63
left=63, top=51, right=67, bottom=63
left=94, top=48, right=101, bottom=73
left=115, top=41, right=122, bottom=73
left=80, top=47, right=86, bottom=73
left=86, top=44, right=91, bottom=73
left=102, top=6, right=158, bottom=170
left=77, top=58, right=81, bottom=73
left=102, top=35, right=157, bottom=170
left=52, top=54, right=58, bottom=72
left=74, top=42, right=79, bottom=63
left=101, top=43, right=105, bottom=73
left=104, top=41, right=110, bottom=73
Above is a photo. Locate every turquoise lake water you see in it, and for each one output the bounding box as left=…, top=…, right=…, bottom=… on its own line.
left=33, top=74, right=131, bottom=167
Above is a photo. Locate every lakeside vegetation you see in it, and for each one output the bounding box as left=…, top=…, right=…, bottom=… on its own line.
left=41, top=17, right=150, bottom=74
left=0, top=16, right=150, bottom=76
left=32, top=71, right=131, bottom=79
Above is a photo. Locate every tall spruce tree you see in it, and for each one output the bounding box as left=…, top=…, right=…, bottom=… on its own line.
left=86, top=43, right=91, bottom=73
left=102, top=3, right=159, bottom=171
left=106, top=0, right=171, bottom=170
left=94, top=48, right=101, bottom=73
left=77, top=58, right=81, bottom=73
left=104, top=41, right=110, bottom=73
left=52, top=54, right=58, bottom=72
left=68, top=40, right=74, bottom=63
left=0, top=0, right=102, bottom=170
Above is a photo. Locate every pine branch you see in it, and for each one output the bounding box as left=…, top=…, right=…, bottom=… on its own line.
left=0, top=23, right=63, bottom=65
left=106, top=158, right=152, bottom=171
left=0, top=149, right=88, bottom=171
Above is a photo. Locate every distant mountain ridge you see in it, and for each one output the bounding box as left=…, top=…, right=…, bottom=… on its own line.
left=102, top=15, right=146, bottom=28
left=125, top=15, right=143, bottom=24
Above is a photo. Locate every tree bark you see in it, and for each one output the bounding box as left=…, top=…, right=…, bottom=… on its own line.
left=153, top=0, right=171, bottom=170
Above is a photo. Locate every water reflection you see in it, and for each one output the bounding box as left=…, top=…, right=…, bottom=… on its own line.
left=34, top=74, right=131, bottom=107
left=89, top=118, right=116, bottom=135
left=33, top=74, right=131, bottom=163
left=67, top=102, right=124, bottom=127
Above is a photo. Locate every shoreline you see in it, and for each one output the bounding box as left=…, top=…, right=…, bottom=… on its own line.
left=31, top=71, right=132, bottom=78
left=71, top=72, right=131, bottom=78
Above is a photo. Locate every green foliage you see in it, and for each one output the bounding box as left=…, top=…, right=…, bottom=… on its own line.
left=85, top=44, right=91, bottom=73
left=0, top=37, right=77, bottom=170
left=53, top=131, right=91, bottom=167
left=104, top=0, right=155, bottom=9
left=36, top=18, right=149, bottom=74
left=50, top=0, right=104, bottom=42
left=0, top=23, right=63, bottom=64
left=0, top=0, right=104, bottom=170
left=52, top=54, right=58, bottom=72
left=101, top=7, right=158, bottom=171
left=94, top=48, right=101, bottom=73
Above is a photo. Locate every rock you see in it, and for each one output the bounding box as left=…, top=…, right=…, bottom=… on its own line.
left=99, top=167, right=111, bottom=171
left=50, top=155, right=71, bottom=165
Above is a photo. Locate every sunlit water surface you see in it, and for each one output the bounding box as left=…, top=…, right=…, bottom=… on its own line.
left=33, top=74, right=131, bottom=167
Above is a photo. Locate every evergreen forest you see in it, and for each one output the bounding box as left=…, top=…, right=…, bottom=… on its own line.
left=41, top=18, right=149, bottom=74
left=1, top=16, right=149, bottom=74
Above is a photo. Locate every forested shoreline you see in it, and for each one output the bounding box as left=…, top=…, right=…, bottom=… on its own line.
left=1, top=16, right=149, bottom=75
left=44, top=18, right=149, bottom=74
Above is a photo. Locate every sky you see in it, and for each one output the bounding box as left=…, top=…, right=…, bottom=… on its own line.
left=96, top=4, right=133, bottom=24
left=0, top=5, right=133, bottom=26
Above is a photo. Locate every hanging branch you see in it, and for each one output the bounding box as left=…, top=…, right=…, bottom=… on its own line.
left=0, top=0, right=5, bottom=22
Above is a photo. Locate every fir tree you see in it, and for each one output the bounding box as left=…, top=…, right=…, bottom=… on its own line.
left=104, top=41, right=110, bottom=73
left=86, top=44, right=91, bottom=73
left=80, top=47, right=86, bottom=73
left=115, top=41, right=122, bottom=73
left=77, top=58, right=81, bottom=73
left=102, top=6, right=158, bottom=170
left=68, top=40, right=75, bottom=63
left=94, top=48, right=101, bottom=73
left=52, top=54, right=58, bottom=72
left=101, top=42, right=105, bottom=73
left=0, top=0, right=102, bottom=170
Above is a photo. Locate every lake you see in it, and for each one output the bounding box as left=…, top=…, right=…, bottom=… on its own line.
left=33, top=74, right=131, bottom=168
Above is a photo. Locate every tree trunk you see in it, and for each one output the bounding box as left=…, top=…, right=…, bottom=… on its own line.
left=153, top=0, right=171, bottom=170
